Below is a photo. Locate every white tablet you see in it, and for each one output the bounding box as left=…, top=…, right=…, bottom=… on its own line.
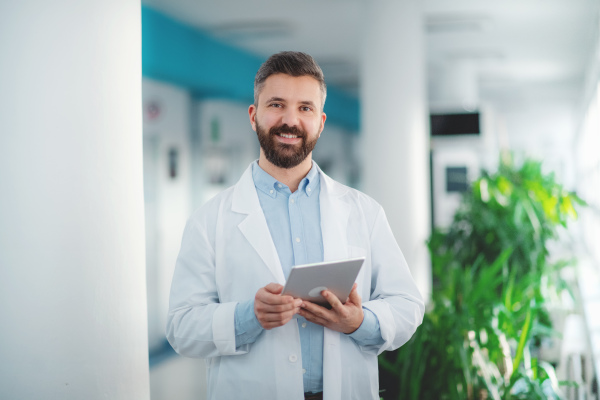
left=281, top=257, right=365, bottom=308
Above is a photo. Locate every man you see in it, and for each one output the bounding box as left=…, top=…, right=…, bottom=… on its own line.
left=166, top=51, right=424, bottom=400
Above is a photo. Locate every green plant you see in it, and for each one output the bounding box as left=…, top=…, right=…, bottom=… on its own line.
left=379, top=155, right=584, bottom=400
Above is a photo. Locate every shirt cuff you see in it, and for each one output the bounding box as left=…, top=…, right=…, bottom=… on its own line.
left=347, top=307, right=384, bottom=346
left=234, top=299, right=264, bottom=348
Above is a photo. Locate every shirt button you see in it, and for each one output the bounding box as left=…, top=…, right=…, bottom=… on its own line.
left=302, top=322, right=307, bottom=328
left=290, top=199, right=295, bottom=204
left=307, top=187, right=311, bottom=192
left=295, top=237, right=301, bottom=243
left=302, top=369, right=306, bottom=374
left=278, top=184, right=283, bottom=188
left=269, top=189, right=274, bottom=194
left=289, top=354, right=297, bottom=363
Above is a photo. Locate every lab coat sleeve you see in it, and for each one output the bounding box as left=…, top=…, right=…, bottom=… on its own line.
left=166, top=216, right=250, bottom=358
left=361, top=206, right=425, bottom=355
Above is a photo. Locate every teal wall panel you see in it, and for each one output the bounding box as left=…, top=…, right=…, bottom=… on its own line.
left=142, top=6, right=359, bottom=132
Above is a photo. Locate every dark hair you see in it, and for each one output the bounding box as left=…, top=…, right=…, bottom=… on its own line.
left=254, top=51, right=327, bottom=110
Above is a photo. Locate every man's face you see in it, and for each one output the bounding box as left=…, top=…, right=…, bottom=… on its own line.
left=249, top=74, right=326, bottom=169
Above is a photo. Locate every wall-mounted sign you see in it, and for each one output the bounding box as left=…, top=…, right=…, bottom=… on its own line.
left=446, top=166, right=468, bottom=192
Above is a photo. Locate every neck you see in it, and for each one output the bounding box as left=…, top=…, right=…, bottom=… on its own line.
left=257, top=152, right=313, bottom=193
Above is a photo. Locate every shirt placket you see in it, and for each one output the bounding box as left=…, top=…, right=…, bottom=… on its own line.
left=289, top=191, right=306, bottom=267
left=288, top=187, right=314, bottom=387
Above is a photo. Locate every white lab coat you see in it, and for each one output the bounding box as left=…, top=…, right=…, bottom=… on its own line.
left=166, top=163, right=424, bottom=400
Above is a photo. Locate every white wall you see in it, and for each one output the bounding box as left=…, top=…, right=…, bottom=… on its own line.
left=493, top=95, right=577, bottom=188
left=574, top=29, right=600, bottom=388
left=313, top=125, right=360, bottom=187
left=193, top=99, right=258, bottom=207
left=430, top=104, right=500, bottom=228
left=0, top=1, right=149, bottom=398
left=142, top=78, right=192, bottom=352
left=429, top=91, right=578, bottom=229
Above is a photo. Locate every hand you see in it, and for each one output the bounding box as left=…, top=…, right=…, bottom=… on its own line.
left=254, top=283, right=303, bottom=330
left=298, top=283, right=364, bottom=334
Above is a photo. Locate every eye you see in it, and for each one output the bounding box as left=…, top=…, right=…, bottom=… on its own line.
left=300, top=106, right=312, bottom=112
left=269, top=103, right=283, bottom=108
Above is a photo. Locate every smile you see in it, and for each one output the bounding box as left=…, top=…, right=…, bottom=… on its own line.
left=279, top=133, right=298, bottom=139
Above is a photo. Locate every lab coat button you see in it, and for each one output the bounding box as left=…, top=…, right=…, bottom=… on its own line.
left=289, top=354, right=297, bottom=362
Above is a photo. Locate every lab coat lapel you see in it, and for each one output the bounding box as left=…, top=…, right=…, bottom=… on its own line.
left=318, top=168, right=350, bottom=400
left=319, top=169, right=350, bottom=262
left=232, top=165, right=285, bottom=284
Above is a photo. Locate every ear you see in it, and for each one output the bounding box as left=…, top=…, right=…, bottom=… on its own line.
left=248, top=104, right=257, bottom=132
left=318, top=112, right=327, bottom=137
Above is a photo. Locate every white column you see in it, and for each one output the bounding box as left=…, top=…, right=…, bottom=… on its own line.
left=0, top=2, right=149, bottom=399
left=361, top=0, right=432, bottom=300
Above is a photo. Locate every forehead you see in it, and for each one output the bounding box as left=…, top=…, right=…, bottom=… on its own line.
left=258, top=74, right=322, bottom=107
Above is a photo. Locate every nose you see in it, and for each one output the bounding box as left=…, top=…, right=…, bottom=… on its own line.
left=281, top=107, right=300, bottom=127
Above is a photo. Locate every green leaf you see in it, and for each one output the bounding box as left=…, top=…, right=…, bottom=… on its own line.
left=511, top=304, right=533, bottom=378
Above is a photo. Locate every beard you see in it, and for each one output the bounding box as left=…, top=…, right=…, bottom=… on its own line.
left=256, top=120, right=319, bottom=169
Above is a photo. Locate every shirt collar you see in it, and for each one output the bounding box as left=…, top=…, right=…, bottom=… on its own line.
left=302, top=161, right=319, bottom=197
left=252, top=161, right=280, bottom=198
left=252, top=160, right=320, bottom=198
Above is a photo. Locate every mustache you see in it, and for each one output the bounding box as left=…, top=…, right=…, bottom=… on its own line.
left=269, top=124, right=305, bottom=138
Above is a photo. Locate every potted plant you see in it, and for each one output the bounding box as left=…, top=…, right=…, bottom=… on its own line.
left=379, top=154, right=585, bottom=399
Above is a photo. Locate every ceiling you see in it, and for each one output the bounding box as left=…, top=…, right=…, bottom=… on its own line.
left=141, top=0, right=599, bottom=109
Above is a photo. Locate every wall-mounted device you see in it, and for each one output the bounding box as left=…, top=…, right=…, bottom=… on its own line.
left=430, top=112, right=480, bottom=136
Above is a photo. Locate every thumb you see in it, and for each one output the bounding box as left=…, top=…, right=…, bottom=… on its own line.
left=348, top=283, right=361, bottom=305
left=264, top=282, right=284, bottom=294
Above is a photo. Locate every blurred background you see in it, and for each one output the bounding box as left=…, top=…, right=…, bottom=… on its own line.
left=1, top=1, right=600, bottom=399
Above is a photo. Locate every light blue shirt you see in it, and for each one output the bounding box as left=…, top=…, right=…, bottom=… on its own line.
left=234, top=160, right=383, bottom=393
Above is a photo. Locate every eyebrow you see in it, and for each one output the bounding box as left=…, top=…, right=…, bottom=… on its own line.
left=265, top=97, right=317, bottom=108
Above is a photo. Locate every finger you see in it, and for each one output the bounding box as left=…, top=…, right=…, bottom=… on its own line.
left=348, top=283, right=362, bottom=306
left=257, top=305, right=301, bottom=329
left=298, top=309, right=328, bottom=326
left=256, top=287, right=296, bottom=306
left=262, top=320, right=289, bottom=330
left=262, top=313, right=297, bottom=329
left=255, top=294, right=302, bottom=314
left=259, top=308, right=300, bottom=322
left=301, top=300, right=330, bottom=318
left=264, top=283, right=284, bottom=294
left=322, top=290, right=344, bottom=312
left=256, top=300, right=300, bottom=315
